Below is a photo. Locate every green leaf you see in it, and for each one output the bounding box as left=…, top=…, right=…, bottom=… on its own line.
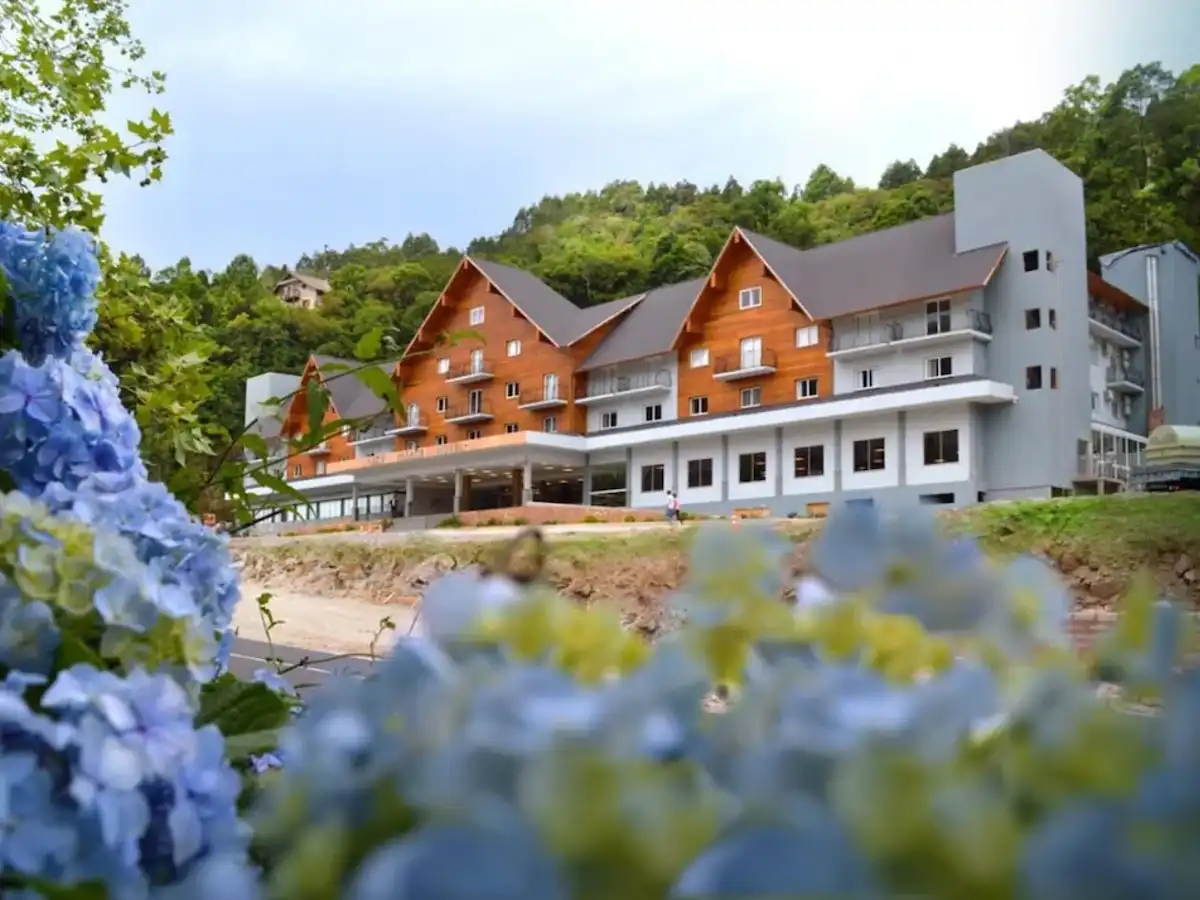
left=354, top=365, right=399, bottom=409
left=250, top=469, right=309, bottom=505
left=55, top=630, right=105, bottom=670
left=239, top=431, right=270, bottom=459
left=199, top=674, right=293, bottom=736
left=444, top=327, right=485, bottom=347
left=304, top=379, right=329, bottom=433
left=354, top=326, right=384, bottom=361
left=224, top=729, right=285, bottom=761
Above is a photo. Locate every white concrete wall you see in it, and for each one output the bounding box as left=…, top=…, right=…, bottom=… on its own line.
left=905, top=406, right=973, bottom=486
left=585, top=355, right=678, bottom=433
left=841, top=413, right=899, bottom=492
left=832, top=339, right=982, bottom=395
left=1088, top=336, right=1133, bottom=430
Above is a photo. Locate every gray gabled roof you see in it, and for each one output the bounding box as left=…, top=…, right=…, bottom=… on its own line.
left=469, top=258, right=582, bottom=346
left=578, top=278, right=706, bottom=371
left=311, top=355, right=396, bottom=423
left=567, top=292, right=646, bottom=344
left=276, top=272, right=331, bottom=293
left=739, top=214, right=1006, bottom=321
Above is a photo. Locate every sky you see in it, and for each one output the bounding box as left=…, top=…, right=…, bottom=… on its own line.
left=98, top=0, right=1199, bottom=272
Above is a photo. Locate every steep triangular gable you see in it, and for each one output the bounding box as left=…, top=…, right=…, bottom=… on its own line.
left=281, top=355, right=325, bottom=438
left=669, top=227, right=814, bottom=349
left=400, top=257, right=565, bottom=361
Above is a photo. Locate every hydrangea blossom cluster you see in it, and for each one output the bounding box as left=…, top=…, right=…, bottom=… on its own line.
left=248, top=515, right=1200, bottom=900
left=1, top=219, right=249, bottom=896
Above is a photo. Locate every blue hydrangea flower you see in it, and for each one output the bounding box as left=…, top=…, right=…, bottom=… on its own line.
left=0, top=221, right=100, bottom=365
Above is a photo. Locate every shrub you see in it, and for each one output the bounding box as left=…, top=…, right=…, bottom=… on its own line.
left=624, top=513, right=638, bottom=522
left=436, top=514, right=463, bottom=528
left=582, top=514, right=603, bottom=524
left=512, top=516, right=530, bottom=526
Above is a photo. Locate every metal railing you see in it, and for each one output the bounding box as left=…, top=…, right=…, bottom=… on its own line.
left=713, top=347, right=778, bottom=375
left=830, top=310, right=992, bottom=352
left=446, top=357, right=493, bottom=379
left=1106, top=365, right=1145, bottom=386
left=395, top=412, right=429, bottom=430
left=582, top=369, right=671, bottom=398
left=519, top=387, right=564, bottom=404
left=1077, top=454, right=1132, bottom=484
left=444, top=399, right=494, bottom=419
left=1088, top=302, right=1144, bottom=342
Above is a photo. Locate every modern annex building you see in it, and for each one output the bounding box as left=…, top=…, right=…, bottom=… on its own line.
left=243, top=150, right=1200, bottom=528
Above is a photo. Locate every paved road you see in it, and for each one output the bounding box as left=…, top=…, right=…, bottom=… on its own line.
left=228, top=636, right=376, bottom=689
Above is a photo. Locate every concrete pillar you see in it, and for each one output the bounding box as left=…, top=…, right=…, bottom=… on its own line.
left=670, top=441, right=680, bottom=495
left=462, top=473, right=473, bottom=511
left=774, top=426, right=784, bottom=497
left=623, top=447, right=633, bottom=504
left=720, top=435, right=730, bottom=502
left=896, top=411, right=907, bottom=487
left=582, top=453, right=593, bottom=505
left=521, top=460, right=534, bottom=505
left=833, top=421, right=843, bottom=493
left=351, top=482, right=359, bottom=520
left=510, top=468, right=523, bottom=506
left=404, top=477, right=414, bottom=518
left=453, top=469, right=463, bottom=514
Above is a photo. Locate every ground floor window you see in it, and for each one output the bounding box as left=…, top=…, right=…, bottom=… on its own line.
left=922, top=429, right=959, bottom=465
left=738, top=451, right=767, bottom=483
left=794, top=445, right=824, bottom=478
left=853, top=438, right=886, bottom=472
left=641, top=464, right=665, bottom=493
left=687, top=457, right=713, bottom=488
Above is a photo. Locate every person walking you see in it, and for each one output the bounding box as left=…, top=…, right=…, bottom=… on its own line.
left=669, top=490, right=682, bottom=526
left=665, top=490, right=676, bottom=523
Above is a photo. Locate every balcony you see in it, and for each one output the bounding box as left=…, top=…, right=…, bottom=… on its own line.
left=307, top=442, right=331, bottom=455
left=445, top=358, right=494, bottom=384
left=1076, top=453, right=1132, bottom=485
left=518, top=389, right=567, bottom=411
left=713, top=348, right=778, bottom=381
left=576, top=370, right=671, bottom=406
left=444, top=400, right=494, bottom=424
left=394, top=413, right=428, bottom=435
left=1088, top=302, right=1143, bottom=348
left=829, top=309, right=993, bottom=357
left=1106, top=365, right=1145, bottom=394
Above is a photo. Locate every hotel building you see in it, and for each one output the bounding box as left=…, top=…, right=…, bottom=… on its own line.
left=243, top=150, right=1200, bottom=529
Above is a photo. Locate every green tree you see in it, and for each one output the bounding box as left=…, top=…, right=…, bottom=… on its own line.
left=800, top=164, right=856, bottom=203
left=0, top=0, right=172, bottom=231
left=878, top=159, right=922, bottom=190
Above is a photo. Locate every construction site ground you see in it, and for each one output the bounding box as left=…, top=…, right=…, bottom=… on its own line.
left=232, top=494, right=1200, bottom=658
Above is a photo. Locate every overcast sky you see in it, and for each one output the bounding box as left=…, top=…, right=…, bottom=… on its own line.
left=99, top=0, right=1198, bottom=271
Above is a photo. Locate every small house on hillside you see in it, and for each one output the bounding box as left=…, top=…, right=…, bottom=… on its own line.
left=274, top=272, right=331, bottom=309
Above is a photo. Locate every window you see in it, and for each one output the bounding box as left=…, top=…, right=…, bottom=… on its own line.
left=645, top=404, right=662, bottom=422
left=468, top=388, right=484, bottom=413
left=1091, top=391, right=1099, bottom=411
left=857, top=368, right=876, bottom=390
left=405, top=440, right=419, bottom=450
left=469, top=349, right=484, bottom=374
left=601, top=411, right=619, bottom=429
left=689, top=347, right=710, bottom=368
left=505, top=423, right=519, bottom=434
left=738, top=451, right=767, bottom=483
left=923, top=429, right=960, bottom=465
left=795, top=325, right=820, bottom=348
left=407, top=402, right=420, bottom=425
left=1049, top=309, right=1057, bottom=329
left=467, top=430, right=482, bottom=440
left=738, top=286, right=762, bottom=310
left=641, top=464, right=665, bottom=493
left=315, top=460, right=326, bottom=475
left=292, top=464, right=302, bottom=478
left=506, top=381, right=520, bottom=399
left=1025, top=308, right=1041, bottom=329
left=796, top=377, right=818, bottom=399
left=925, top=356, right=953, bottom=380
left=925, top=299, right=951, bottom=335
left=1025, top=366, right=1043, bottom=390
left=1046, top=250, right=1055, bottom=269
left=543, top=416, right=557, bottom=433
left=543, top=373, right=559, bottom=399
left=794, top=445, right=825, bottom=478
left=689, top=396, right=708, bottom=416
left=437, top=358, right=450, bottom=374
left=435, top=435, right=448, bottom=446
left=739, top=336, right=763, bottom=369
left=1050, top=367, right=1059, bottom=389
left=1022, top=250, right=1040, bottom=272
left=852, top=437, right=886, bottom=472
left=436, top=395, right=448, bottom=413
left=469, top=306, right=485, bottom=325
left=506, top=339, right=521, bottom=357
left=687, top=458, right=713, bottom=488
left=740, top=386, right=762, bottom=409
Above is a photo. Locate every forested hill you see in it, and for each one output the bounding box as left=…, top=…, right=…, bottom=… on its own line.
left=92, top=62, right=1199, bottom=477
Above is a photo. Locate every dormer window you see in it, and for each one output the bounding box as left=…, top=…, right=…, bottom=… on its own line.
left=469, top=306, right=485, bottom=325
left=738, top=287, right=762, bottom=310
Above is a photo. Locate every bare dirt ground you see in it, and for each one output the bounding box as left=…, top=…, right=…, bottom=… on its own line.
left=234, top=581, right=417, bottom=657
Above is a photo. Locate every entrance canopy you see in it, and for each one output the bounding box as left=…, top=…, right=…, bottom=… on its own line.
left=328, top=431, right=588, bottom=488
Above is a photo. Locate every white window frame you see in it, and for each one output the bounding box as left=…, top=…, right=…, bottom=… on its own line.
left=404, top=440, right=419, bottom=451
left=796, top=377, right=818, bottom=399
left=645, top=404, right=662, bottom=422
left=925, top=356, right=953, bottom=380
left=469, top=349, right=484, bottom=374
left=543, top=373, right=558, bottom=400
left=505, top=423, right=519, bottom=433
left=740, top=386, right=762, bottom=409
left=689, top=396, right=708, bottom=416
left=469, top=306, right=485, bottom=326
left=858, top=368, right=876, bottom=390
left=468, top=388, right=484, bottom=414
left=506, top=381, right=520, bottom=399
left=689, top=347, right=710, bottom=368
left=795, top=325, right=820, bottom=348
left=467, top=430, right=482, bottom=440
left=739, top=336, right=762, bottom=369
left=506, top=339, right=521, bottom=357
left=435, top=435, right=448, bottom=446
left=601, top=411, right=619, bottom=430
left=436, top=358, right=450, bottom=374
left=738, top=286, right=762, bottom=310
left=543, top=416, right=557, bottom=433
left=436, top=395, right=448, bottom=413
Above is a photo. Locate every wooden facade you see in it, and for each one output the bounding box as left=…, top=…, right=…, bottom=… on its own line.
left=280, top=357, right=356, bottom=479
left=675, top=231, right=832, bottom=418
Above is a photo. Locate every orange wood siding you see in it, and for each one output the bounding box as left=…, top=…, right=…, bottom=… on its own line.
left=676, top=236, right=832, bottom=417
left=281, top=361, right=356, bottom=479
left=566, top=319, right=622, bottom=432
left=398, top=264, right=581, bottom=447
